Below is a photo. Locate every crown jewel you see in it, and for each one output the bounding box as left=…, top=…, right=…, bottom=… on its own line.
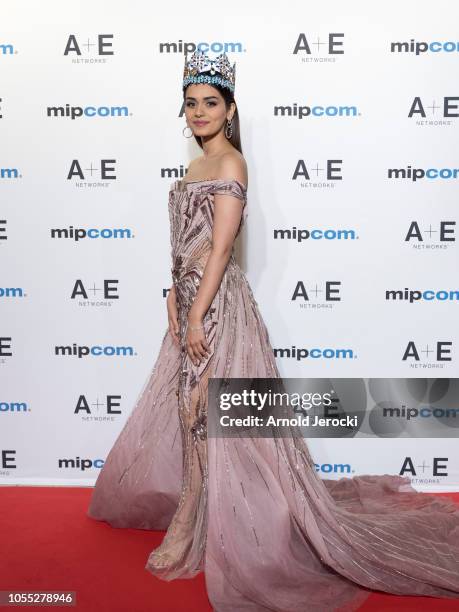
left=183, top=49, right=236, bottom=93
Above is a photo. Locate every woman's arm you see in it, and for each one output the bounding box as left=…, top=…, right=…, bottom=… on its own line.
left=186, top=156, right=247, bottom=365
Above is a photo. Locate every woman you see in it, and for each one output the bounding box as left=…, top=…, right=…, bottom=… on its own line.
left=87, top=50, right=459, bottom=611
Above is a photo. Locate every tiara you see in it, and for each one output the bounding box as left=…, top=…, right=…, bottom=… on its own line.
left=183, top=49, right=236, bottom=93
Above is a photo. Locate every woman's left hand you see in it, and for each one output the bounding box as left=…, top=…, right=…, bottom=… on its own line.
left=186, top=316, right=210, bottom=366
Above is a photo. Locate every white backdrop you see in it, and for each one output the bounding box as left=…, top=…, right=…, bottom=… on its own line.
left=1, top=0, right=458, bottom=490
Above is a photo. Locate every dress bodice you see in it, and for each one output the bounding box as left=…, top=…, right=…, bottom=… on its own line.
left=168, top=178, right=248, bottom=287
left=170, top=177, right=247, bottom=194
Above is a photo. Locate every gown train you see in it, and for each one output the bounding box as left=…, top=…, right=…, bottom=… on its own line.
left=88, top=178, right=459, bottom=612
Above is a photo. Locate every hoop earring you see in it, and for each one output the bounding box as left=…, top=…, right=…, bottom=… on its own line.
left=182, top=125, right=193, bottom=138
left=225, top=118, right=233, bottom=139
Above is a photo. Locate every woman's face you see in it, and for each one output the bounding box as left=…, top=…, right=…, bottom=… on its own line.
left=184, top=83, right=233, bottom=139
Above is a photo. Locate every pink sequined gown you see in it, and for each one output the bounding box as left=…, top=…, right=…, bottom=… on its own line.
left=87, top=178, right=459, bottom=612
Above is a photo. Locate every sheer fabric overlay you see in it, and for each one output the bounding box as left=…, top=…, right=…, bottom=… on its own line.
left=88, top=179, right=459, bottom=612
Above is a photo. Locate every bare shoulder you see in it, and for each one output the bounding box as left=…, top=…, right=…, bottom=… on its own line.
left=217, top=151, right=248, bottom=188
left=187, top=156, right=204, bottom=172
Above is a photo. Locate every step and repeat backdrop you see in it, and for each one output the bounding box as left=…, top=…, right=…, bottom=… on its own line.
left=2, top=0, right=458, bottom=490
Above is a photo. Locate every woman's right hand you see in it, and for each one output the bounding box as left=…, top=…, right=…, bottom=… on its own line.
left=167, top=285, right=180, bottom=347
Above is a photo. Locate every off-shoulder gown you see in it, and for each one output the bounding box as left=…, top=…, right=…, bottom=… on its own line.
left=87, top=178, right=459, bottom=612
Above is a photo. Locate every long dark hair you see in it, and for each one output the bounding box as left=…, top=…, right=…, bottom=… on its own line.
left=183, top=82, right=243, bottom=154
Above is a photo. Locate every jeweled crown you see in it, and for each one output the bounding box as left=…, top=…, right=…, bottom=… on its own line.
left=183, top=49, right=236, bottom=93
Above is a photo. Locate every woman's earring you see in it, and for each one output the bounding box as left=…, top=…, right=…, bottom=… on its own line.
left=183, top=125, right=194, bottom=138
left=225, top=118, right=233, bottom=139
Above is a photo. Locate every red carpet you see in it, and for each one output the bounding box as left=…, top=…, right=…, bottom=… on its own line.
left=1, top=486, right=458, bottom=611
